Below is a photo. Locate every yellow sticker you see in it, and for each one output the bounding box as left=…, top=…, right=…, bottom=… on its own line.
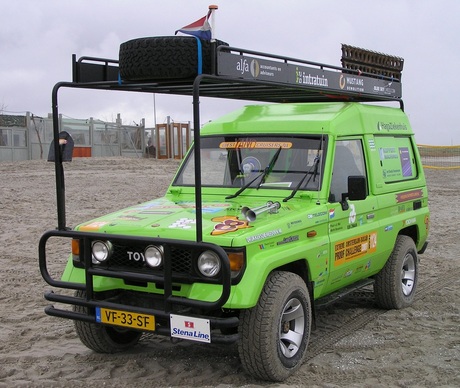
left=79, top=221, right=109, bottom=231
left=219, top=141, right=292, bottom=149
left=334, top=232, right=377, bottom=267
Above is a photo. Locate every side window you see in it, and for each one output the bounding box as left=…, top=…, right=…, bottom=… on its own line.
left=374, top=136, right=417, bottom=182
left=329, top=139, right=366, bottom=202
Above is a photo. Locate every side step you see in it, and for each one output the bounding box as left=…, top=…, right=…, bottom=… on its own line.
left=315, top=278, right=374, bottom=308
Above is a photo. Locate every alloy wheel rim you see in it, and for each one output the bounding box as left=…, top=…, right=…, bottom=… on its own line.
left=401, top=252, right=416, bottom=296
left=279, top=297, right=305, bottom=358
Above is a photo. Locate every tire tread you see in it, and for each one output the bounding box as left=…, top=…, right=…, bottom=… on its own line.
left=374, top=235, right=418, bottom=309
left=119, top=36, right=228, bottom=81
left=238, top=271, right=311, bottom=381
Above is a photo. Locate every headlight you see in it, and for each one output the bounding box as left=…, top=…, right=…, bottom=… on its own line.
left=145, top=245, right=164, bottom=268
left=197, top=250, right=221, bottom=277
left=92, top=240, right=112, bottom=264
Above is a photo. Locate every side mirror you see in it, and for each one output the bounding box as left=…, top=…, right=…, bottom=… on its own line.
left=348, top=175, right=367, bottom=201
left=339, top=175, right=367, bottom=211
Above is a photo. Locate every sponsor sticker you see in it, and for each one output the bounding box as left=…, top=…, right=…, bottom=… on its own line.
left=169, top=218, right=196, bottom=229
left=334, top=232, right=377, bottom=267
left=246, top=229, right=282, bottom=243
left=276, top=235, right=299, bottom=246
left=211, top=216, right=251, bottom=236
left=219, top=141, right=292, bottom=149
left=396, top=189, right=423, bottom=203
left=348, top=204, right=357, bottom=224
left=79, top=221, right=109, bottom=231
left=170, top=314, right=211, bottom=343
left=308, top=211, right=327, bottom=219
left=404, top=217, right=417, bottom=226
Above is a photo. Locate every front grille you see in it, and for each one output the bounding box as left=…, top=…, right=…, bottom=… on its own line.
left=72, top=235, right=233, bottom=285
left=109, top=243, right=193, bottom=274
left=98, top=243, right=196, bottom=282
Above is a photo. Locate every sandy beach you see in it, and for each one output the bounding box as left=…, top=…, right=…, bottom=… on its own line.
left=0, top=157, right=458, bottom=387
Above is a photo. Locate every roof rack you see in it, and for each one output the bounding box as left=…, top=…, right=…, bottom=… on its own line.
left=71, top=44, right=402, bottom=104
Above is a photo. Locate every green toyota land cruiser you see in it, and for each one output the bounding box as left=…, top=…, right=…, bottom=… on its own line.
left=39, top=40, right=429, bottom=381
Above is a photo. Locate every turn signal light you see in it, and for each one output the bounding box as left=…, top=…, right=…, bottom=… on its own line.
left=228, top=251, right=245, bottom=272
left=307, top=230, right=317, bottom=238
left=72, top=239, right=80, bottom=255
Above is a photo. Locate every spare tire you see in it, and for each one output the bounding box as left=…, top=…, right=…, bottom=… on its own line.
left=119, top=36, right=229, bottom=81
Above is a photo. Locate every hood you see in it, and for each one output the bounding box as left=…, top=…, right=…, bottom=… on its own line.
left=76, top=195, right=322, bottom=246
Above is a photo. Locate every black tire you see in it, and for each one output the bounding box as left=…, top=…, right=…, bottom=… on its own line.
left=119, top=36, right=228, bottom=81
left=374, top=235, right=418, bottom=309
left=238, top=271, right=311, bottom=382
left=73, top=290, right=142, bottom=353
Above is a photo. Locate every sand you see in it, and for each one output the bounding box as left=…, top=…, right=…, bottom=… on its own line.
left=0, top=157, right=459, bottom=387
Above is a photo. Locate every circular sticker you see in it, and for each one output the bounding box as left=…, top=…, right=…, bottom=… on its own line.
left=241, top=156, right=261, bottom=174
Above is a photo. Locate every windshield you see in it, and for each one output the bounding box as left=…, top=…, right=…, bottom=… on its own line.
left=173, top=135, right=325, bottom=191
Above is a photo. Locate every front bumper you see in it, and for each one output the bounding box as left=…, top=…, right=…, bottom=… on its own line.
left=39, top=229, right=239, bottom=344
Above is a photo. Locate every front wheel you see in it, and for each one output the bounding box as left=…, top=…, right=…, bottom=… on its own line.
left=73, top=290, right=142, bottom=353
left=238, top=271, right=312, bottom=382
left=374, top=235, right=419, bottom=309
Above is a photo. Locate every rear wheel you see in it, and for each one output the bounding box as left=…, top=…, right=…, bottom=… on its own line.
left=238, top=271, right=311, bottom=381
left=73, top=290, right=142, bottom=353
left=374, top=235, right=418, bottom=309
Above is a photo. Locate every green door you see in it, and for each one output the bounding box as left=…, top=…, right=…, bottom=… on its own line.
left=325, top=139, right=379, bottom=294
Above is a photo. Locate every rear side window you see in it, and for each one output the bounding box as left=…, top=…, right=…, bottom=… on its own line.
left=374, top=136, right=417, bottom=183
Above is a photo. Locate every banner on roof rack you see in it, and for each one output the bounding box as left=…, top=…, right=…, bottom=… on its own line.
left=217, top=52, right=401, bottom=99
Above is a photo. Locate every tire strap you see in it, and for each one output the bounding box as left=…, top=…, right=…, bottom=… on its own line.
left=193, top=37, right=203, bottom=75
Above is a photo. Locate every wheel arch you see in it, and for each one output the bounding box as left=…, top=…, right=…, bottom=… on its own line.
left=276, top=259, right=312, bottom=294
left=228, top=257, right=314, bottom=310
left=398, top=225, right=418, bottom=248
left=274, top=259, right=316, bottom=324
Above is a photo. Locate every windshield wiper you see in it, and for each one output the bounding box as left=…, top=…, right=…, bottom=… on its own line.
left=226, top=146, right=282, bottom=200
left=283, top=158, right=319, bottom=202
left=256, top=146, right=282, bottom=189
left=225, top=171, right=265, bottom=199
left=283, top=142, right=322, bottom=202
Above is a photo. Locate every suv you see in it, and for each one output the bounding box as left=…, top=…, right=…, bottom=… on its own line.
left=39, top=40, right=429, bottom=381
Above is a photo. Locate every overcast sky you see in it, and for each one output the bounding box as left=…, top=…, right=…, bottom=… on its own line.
left=1, top=0, right=459, bottom=145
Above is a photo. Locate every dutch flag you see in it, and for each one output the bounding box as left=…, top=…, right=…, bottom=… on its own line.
left=175, top=9, right=213, bottom=41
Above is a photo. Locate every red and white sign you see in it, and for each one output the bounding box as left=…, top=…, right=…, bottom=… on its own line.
left=170, top=314, right=211, bottom=343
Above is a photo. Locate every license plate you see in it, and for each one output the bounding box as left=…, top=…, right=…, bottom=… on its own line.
left=95, top=307, right=155, bottom=331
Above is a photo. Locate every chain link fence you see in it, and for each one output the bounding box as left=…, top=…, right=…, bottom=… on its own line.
left=1, top=113, right=149, bottom=162
left=418, top=144, right=460, bottom=170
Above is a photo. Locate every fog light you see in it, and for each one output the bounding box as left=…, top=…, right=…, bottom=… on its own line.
left=197, top=250, right=221, bottom=277
left=92, top=240, right=112, bottom=263
left=145, top=245, right=164, bottom=268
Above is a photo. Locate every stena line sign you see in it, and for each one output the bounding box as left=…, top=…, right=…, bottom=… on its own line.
left=217, top=51, right=401, bottom=98
left=170, top=314, right=211, bottom=343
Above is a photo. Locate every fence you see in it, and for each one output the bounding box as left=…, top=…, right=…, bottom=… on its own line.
left=0, top=113, right=150, bottom=162
left=0, top=115, right=29, bottom=161
left=418, top=144, right=460, bottom=170
left=31, top=114, right=147, bottom=159
left=1, top=113, right=192, bottom=162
